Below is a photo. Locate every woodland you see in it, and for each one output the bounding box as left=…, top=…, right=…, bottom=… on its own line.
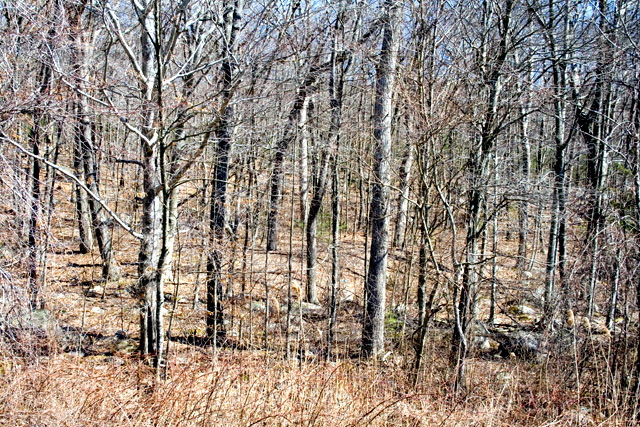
left=0, top=0, right=639, bottom=425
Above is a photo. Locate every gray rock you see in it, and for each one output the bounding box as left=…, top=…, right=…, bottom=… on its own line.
left=1, top=310, right=62, bottom=355
left=87, top=286, right=104, bottom=297
left=290, top=301, right=323, bottom=313
left=508, top=305, right=537, bottom=316
left=472, top=335, right=491, bottom=351
left=7, top=309, right=59, bottom=333
left=492, top=330, right=541, bottom=359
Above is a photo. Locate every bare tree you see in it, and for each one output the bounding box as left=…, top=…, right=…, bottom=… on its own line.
left=68, top=0, right=120, bottom=280
left=362, top=0, right=401, bottom=358
left=206, top=0, right=243, bottom=344
left=102, top=0, right=231, bottom=368
left=451, top=0, right=517, bottom=390
left=267, top=60, right=323, bottom=253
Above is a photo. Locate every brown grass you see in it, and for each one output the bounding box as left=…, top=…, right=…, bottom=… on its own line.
left=0, top=344, right=632, bottom=426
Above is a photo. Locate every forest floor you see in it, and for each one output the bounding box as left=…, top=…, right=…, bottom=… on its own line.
left=0, top=177, right=632, bottom=426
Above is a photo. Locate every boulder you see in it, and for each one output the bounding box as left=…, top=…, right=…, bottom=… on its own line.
left=492, top=330, right=541, bottom=359
left=507, top=304, right=537, bottom=316
left=2, top=309, right=62, bottom=356
left=289, top=301, right=323, bottom=314
left=7, top=309, right=59, bottom=332
left=91, top=332, right=138, bottom=355
left=250, top=300, right=281, bottom=318
left=87, top=286, right=104, bottom=297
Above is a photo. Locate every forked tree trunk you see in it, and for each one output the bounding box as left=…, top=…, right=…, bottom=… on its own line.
left=267, top=61, right=324, bottom=252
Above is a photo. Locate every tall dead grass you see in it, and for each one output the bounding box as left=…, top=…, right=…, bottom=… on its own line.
left=0, top=347, right=631, bottom=426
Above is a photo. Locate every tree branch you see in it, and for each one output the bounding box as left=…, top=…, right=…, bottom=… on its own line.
left=1, top=131, right=143, bottom=240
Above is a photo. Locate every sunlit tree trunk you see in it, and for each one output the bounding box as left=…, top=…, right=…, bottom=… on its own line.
left=362, top=0, right=401, bottom=358
left=267, top=67, right=320, bottom=252
left=135, top=0, right=164, bottom=368
left=393, top=137, right=413, bottom=250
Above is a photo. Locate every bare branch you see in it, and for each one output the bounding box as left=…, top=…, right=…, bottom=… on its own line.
left=1, top=132, right=143, bottom=240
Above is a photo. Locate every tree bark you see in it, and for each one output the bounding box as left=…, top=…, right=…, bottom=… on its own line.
left=136, top=0, right=164, bottom=368
left=27, top=115, right=43, bottom=310
left=393, top=138, right=414, bottom=250
left=516, top=62, right=532, bottom=270
left=267, top=62, right=324, bottom=252
left=305, top=147, right=328, bottom=304
left=27, top=31, right=54, bottom=309
left=327, top=24, right=349, bottom=355
left=73, top=140, right=93, bottom=254
left=206, top=0, right=243, bottom=343
left=362, top=0, right=400, bottom=358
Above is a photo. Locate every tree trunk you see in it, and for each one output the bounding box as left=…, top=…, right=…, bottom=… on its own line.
left=451, top=0, right=514, bottom=391
left=299, top=98, right=310, bottom=223
left=413, top=143, right=433, bottom=378
left=327, top=25, right=349, bottom=356
left=81, top=124, right=120, bottom=280
left=73, top=140, right=93, bottom=253
left=27, top=43, right=54, bottom=309
left=393, top=138, right=414, bottom=250
left=327, top=153, right=340, bottom=358
left=206, top=0, right=243, bottom=343
left=580, top=0, right=612, bottom=318
left=138, top=143, right=164, bottom=366
left=136, top=0, right=164, bottom=368
left=516, top=65, right=531, bottom=270
left=69, top=2, right=119, bottom=280
left=305, top=148, right=328, bottom=304
left=606, top=249, right=621, bottom=331
left=362, top=0, right=400, bottom=358
left=27, top=115, right=43, bottom=310
left=543, top=8, right=570, bottom=323
left=267, top=63, right=323, bottom=252
left=489, top=153, right=499, bottom=324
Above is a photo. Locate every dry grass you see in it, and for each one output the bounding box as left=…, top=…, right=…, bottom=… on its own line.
left=0, top=342, right=632, bottom=426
